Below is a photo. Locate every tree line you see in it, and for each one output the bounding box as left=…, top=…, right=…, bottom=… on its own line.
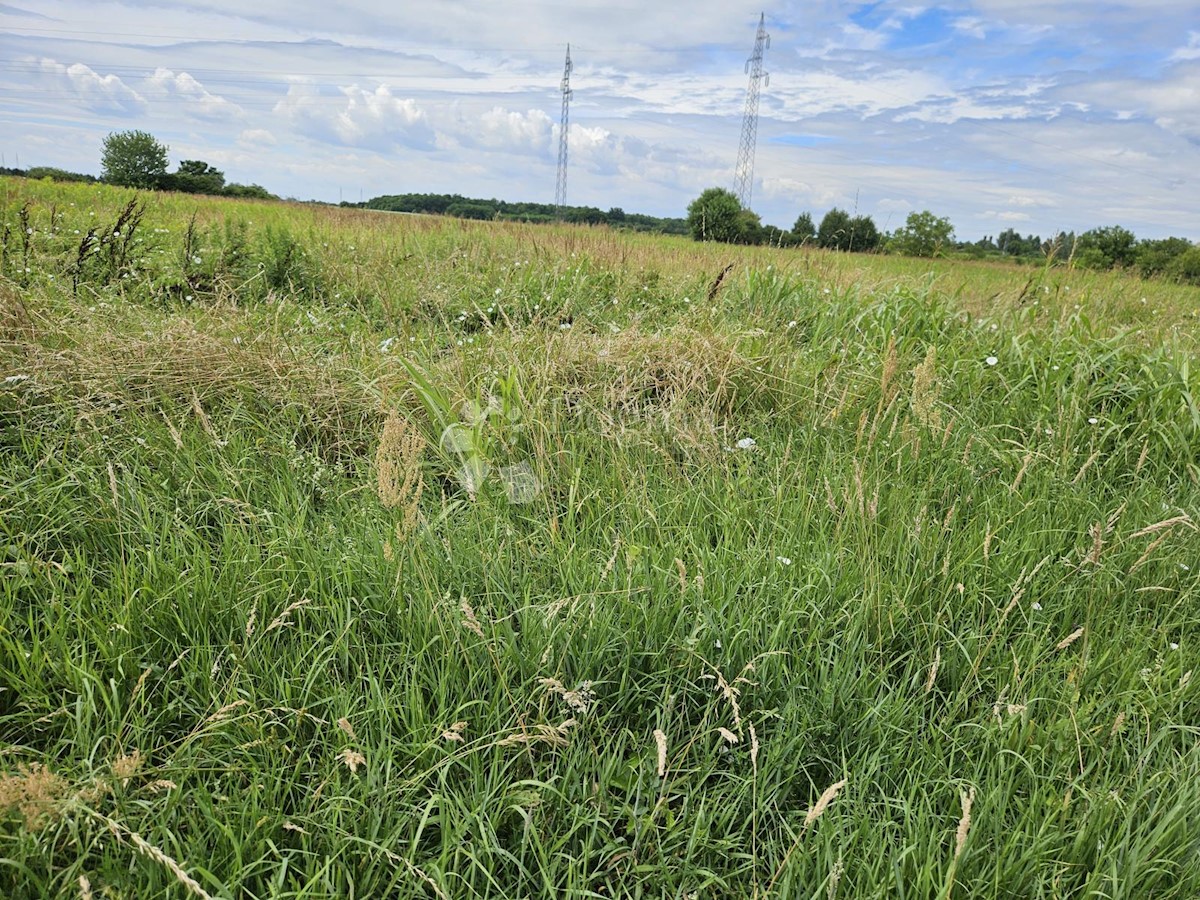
left=360, top=194, right=688, bottom=235
left=2, top=130, right=276, bottom=200
left=685, top=187, right=1200, bottom=284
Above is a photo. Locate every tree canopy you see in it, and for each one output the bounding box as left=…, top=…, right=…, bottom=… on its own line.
left=101, top=130, right=169, bottom=189
left=686, top=188, right=747, bottom=243
left=890, top=211, right=955, bottom=257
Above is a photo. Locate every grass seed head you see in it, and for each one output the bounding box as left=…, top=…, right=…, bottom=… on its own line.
left=804, top=778, right=846, bottom=827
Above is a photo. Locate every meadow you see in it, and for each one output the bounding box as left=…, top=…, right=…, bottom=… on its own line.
left=1, top=175, right=1198, bottom=898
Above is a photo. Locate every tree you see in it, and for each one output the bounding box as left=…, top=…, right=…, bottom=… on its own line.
left=1075, top=226, right=1137, bottom=270
left=890, top=210, right=955, bottom=257
left=735, top=208, right=765, bottom=245
left=848, top=215, right=881, bottom=252
left=165, top=159, right=226, bottom=194
left=1166, top=246, right=1200, bottom=285
left=101, top=130, right=169, bottom=189
left=791, top=212, right=816, bottom=244
left=1135, top=237, right=1192, bottom=278
left=686, top=188, right=745, bottom=243
left=817, top=208, right=853, bottom=250
left=222, top=183, right=277, bottom=200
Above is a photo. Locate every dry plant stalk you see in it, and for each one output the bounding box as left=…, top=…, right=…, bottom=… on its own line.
left=1129, top=514, right=1194, bottom=539
left=1056, top=626, right=1085, bottom=651
left=498, top=720, right=576, bottom=748
left=804, top=778, right=847, bottom=827
left=767, top=776, right=849, bottom=893
left=653, top=729, right=668, bottom=777
left=111, top=750, right=144, bottom=787
left=90, top=809, right=215, bottom=900
left=0, top=763, right=71, bottom=830
left=910, top=346, right=942, bottom=430
left=925, top=646, right=941, bottom=693
left=878, top=335, right=900, bottom=413
left=441, top=721, right=467, bottom=742
left=266, top=598, right=312, bottom=633
left=955, top=786, right=976, bottom=859
left=459, top=598, right=485, bottom=638
left=339, top=748, right=366, bottom=773
left=375, top=411, right=425, bottom=540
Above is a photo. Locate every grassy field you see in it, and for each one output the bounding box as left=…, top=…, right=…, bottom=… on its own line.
left=2, top=176, right=1199, bottom=898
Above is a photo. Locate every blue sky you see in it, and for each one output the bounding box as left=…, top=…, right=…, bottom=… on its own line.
left=1, top=1, right=1197, bottom=241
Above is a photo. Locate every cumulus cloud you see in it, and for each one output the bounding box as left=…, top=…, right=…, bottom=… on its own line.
left=145, top=68, right=242, bottom=120
left=274, top=80, right=437, bottom=150
left=38, top=57, right=144, bottom=115
left=474, top=107, right=553, bottom=153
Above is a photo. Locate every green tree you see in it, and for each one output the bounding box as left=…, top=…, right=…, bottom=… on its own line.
left=1135, top=237, right=1193, bottom=278
left=791, top=212, right=816, bottom=244
left=100, top=130, right=169, bottom=189
left=1076, top=226, right=1137, bottom=270
left=1166, top=246, right=1200, bottom=285
left=686, top=188, right=745, bottom=243
left=890, top=210, right=955, bottom=257
left=162, top=159, right=226, bottom=194
left=736, top=208, right=765, bottom=245
left=817, top=208, right=853, bottom=250
left=848, top=214, right=881, bottom=252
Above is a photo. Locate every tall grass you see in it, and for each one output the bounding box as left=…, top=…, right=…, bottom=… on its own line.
left=2, top=176, right=1199, bottom=898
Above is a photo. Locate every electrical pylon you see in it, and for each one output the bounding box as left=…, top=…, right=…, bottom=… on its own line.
left=555, top=44, right=572, bottom=214
left=733, top=13, right=770, bottom=209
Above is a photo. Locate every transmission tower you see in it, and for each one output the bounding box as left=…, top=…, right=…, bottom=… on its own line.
left=733, top=13, right=770, bottom=208
left=555, top=44, right=572, bottom=214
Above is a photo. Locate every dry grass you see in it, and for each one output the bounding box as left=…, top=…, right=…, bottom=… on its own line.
left=0, top=763, right=71, bottom=830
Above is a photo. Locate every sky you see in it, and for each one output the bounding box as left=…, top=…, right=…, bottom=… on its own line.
left=1, top=1, right=1198, bottom=241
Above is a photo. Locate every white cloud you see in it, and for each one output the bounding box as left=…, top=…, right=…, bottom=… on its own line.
left=238, top=129, right=278, bottom=147
left=952, top=17, right=988, bottom=40
left=1170, top=32, right=1200, bottom=61
left=274, top=81, right=437, bottom=150
left=145, top=68, right=242, bottom=120
left=38, top=57, right=144, bottom=115
left=474, top=107, right=553, bottom=153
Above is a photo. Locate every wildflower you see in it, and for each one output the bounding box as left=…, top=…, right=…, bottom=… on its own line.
left=985, top=356, right=998, bottom=366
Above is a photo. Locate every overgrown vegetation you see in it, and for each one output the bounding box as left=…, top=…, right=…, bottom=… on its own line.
left=2, top=176, right=1199, bottom=898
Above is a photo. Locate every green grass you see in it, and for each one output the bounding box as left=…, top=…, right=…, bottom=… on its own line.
left=2, top=176, right=1199, bottom=898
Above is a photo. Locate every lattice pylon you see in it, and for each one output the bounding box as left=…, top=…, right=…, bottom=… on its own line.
left=733, top=14, right=770, bottom=209
left=555, top=45, right=572, bottom=214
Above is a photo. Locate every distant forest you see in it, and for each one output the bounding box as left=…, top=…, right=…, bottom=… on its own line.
left=355, top=194, right=689, bottom=235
